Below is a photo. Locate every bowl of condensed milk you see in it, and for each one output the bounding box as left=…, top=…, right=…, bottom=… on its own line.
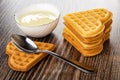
left=15, top=3, right=60, bottom=37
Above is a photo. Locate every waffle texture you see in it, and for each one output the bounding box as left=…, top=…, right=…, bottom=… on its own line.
left=6, top=41, right=55, bottom=71
left=63, top=8, right=112, bottom=56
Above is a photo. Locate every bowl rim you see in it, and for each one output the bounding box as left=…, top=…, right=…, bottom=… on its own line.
left=14, top=3, right=60, bottom=28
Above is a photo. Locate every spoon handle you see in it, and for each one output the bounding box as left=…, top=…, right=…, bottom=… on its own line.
left=38, top=50, right=96, bottom=73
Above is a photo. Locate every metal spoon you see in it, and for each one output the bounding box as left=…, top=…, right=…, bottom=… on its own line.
left=11, top=34, right=96, bottom=73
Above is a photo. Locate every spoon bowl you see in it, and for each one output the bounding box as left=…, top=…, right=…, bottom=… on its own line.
left=11, top=34, right=38, bottom=53
left=11, top=34, right=96, bottom=73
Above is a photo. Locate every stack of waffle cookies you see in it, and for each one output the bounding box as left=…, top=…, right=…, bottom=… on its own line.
left=62, top=8, right=112, bottom=56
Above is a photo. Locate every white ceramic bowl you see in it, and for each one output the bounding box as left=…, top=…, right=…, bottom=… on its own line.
left=15, top=3, right=60, bottom=37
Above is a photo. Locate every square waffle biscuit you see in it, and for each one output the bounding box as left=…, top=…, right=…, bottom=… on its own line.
left=63, top=8, right=112, bottom=56
left=6, top=41, right=55, bottom=71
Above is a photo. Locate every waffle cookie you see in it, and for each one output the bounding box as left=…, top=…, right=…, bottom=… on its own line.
left=6, top=41, right=55, bottom=71
left=64, top=22, right=104, bottom=44
left=64, top=8, right=112, bottom=38
left=63, top=8, right=112, bottom=56
left=63, top=27, right=103, bottom=49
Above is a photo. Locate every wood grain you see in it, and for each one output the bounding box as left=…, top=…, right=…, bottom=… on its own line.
left=0, top=0, right=120, bottom=80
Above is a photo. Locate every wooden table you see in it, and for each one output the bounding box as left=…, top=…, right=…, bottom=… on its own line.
left=0, top=0, right=120, bottom=80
